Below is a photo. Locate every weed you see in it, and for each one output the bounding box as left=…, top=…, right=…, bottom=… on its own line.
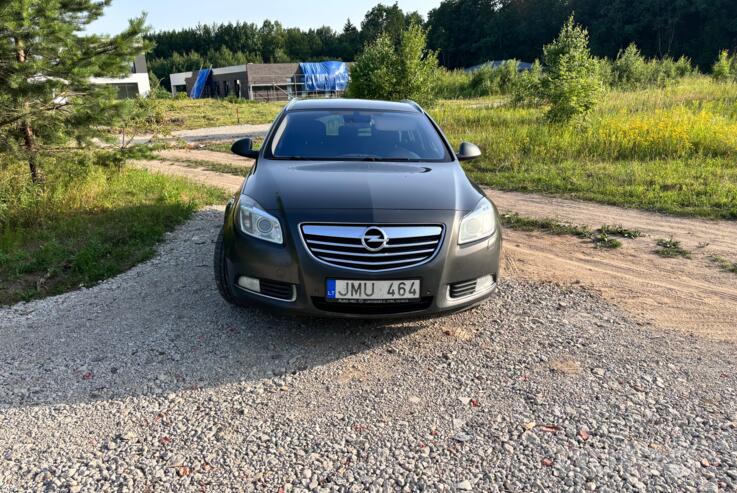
left=654, top=238, right=691, bottom=258
left=709, top=255, right=737, bottom=274
left=599, top=225, right=642, bottom=238
left=501, top=213, right=631, bottom=249
left=501, top=213, right=591, bottom=237
left=591, top=233, right=623, bottom=249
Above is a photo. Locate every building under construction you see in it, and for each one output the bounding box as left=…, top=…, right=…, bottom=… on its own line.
left=169, top=61, right=349, bottom=101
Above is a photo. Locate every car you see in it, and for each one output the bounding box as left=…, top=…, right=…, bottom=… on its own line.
left=214, top=98, right=502, bottom=318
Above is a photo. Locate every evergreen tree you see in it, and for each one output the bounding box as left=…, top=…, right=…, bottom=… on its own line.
left=0, top=0, right=148, bottom=181
left=541, top=16, right=603, bottom=122
left=339, top=20, right=361, bottom=60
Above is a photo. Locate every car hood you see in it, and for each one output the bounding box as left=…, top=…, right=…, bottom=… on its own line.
left=244, top=160, right=482, bottom=212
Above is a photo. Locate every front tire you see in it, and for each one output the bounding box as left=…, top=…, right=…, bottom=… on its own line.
left=214, top=228, right=249, bottom=307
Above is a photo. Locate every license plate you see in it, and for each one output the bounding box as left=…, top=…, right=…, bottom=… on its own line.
left=326, top=279, right=420, bottom=302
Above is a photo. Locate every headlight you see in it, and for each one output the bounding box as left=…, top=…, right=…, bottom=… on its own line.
left=237, top=195, right=283, bottom=244
left=458, top=197, right=496, bottom=245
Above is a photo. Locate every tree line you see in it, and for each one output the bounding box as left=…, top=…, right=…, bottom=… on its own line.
left=426, top=0, right=737, bottom=70
left=147, top=4, right=421, bottom=89
left=148, top=0, right=737, bottom=89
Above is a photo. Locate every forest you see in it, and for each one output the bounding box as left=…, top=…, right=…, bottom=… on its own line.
left=147, top=0, right=737, bottom=88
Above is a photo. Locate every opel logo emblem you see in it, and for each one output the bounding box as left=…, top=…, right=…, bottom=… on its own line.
left=361, top=227, right=389, bottom=252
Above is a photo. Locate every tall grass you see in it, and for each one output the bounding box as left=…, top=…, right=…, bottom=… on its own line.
left=431, top=77, right=737, bottom=218
left=150, top=98, right=284, bottom=131
left=0, top=152, right=226, bottom=304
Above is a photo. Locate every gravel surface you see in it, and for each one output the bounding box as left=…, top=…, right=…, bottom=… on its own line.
left=1, top=208, right=736, bottom=492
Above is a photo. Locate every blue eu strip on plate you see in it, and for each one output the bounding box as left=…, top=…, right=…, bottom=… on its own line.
left=326, top=279, right=337, bottom=299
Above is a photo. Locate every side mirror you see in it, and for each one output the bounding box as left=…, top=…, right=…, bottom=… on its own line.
left=231, top=138, right=259, bottom=159
left=457, top=142, right=482, bottom=162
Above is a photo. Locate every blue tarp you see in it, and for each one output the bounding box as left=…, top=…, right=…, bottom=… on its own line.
left=300, top=61, right=349, bottom=92
left=190, top=68, right=212, bottom=99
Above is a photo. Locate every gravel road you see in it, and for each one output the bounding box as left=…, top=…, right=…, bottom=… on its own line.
left=1, top=209, right=736, bottom=492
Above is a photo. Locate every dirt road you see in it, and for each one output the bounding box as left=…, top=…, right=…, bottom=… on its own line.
left=489, top=189, right=737, bottom=342
left=130, top=158, right=737, bottom=341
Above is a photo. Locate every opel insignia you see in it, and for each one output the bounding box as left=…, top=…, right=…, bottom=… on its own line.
left=214, top=98, right=502, bottom=317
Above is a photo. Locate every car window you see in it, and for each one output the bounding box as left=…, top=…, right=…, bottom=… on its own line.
left=268, top=110, right=452, bottom=162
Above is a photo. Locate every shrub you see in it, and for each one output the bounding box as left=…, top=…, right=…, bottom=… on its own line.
left=394, top=24, right=440, bottom=107
left=612, top=44, right=649, bottom=88
left=541, top=16, right=603, bottom=122
left=607, top=44, right=694, bottom=89
left=348, top=24, right=439, bottom=107
left=713, top=50, right=737, bottom=82
left=595, top=57, right=614, bottom=87
left=511, top=60, right=544, bottom=106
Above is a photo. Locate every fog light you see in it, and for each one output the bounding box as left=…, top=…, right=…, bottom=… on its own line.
left=476, top=275, right=494, bottom=292
left=238, top=276, right=260, bottom=293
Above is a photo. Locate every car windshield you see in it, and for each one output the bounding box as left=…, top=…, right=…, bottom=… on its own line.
left=268, top=110, right=452, bottom=162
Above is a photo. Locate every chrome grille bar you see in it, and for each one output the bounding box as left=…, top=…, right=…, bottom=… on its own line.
left=311, top=248, right=436, bottom=258
left=300, top=224, right=444, bottom=272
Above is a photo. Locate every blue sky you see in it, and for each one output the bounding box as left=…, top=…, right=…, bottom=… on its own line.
left=89, top=0, right=439, bottom=34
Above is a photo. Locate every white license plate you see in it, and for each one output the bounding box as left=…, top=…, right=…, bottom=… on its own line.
left=326, top=279, right=420, bottom=302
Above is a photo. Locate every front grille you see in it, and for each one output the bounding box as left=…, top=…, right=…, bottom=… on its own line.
left=312, top=297, right=433, bottom=315
left=300, top=224, right=444, bottom=272
left=449, top=279, right=477, bottom=299
left=259, top=279, right=295, bottom=301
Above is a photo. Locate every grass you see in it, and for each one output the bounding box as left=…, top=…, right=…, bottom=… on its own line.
left=500, top=213, right=591, bottom=237
left=152, top=97, right=283, bottom=131
left=0, top=152, right=226, bottom=305
left=165, top=158, right=250, bottom=177
left=500, top=213, right=641, bottom=249
left=197, top=138, right=264, bottom=154
left=654, top=238, right=692, bottom=258
left=598, top=225, right=642, bottom=239
left=710, top=255, right=737, bottom=274
left=431, top=77, right=737, bottom=219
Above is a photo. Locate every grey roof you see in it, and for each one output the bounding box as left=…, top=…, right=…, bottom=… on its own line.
left=287, top=98, right=421, bottom=113
left=246, top=63, right=300, bottom=84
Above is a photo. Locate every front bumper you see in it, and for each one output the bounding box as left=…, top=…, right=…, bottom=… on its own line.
left=221, top=208, right=502, bottom=318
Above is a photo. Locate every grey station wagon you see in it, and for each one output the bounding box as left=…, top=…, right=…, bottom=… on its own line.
left=214, top=98, right=502, bottom=317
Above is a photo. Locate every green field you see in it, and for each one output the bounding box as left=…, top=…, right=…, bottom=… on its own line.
left=152, top=97, right=283, bottom=130
left=0, top=154, right=226, bottom=305
left=432, top=77, right=737, bottom=219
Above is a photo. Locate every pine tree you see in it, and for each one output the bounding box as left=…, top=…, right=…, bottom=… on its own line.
left=0, top=0, right=149, bottom=181
left=541, top=16, right=603, bottom=122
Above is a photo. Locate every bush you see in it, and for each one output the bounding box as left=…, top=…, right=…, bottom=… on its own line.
left=511, top=60, right=544, bottom=106
left=541, top=16, right=603, bottom=122
left=612, top=44, right=649, bottom=88
left=608, top=44, right=694, bottom=89
left=348, top=24, right=439, bottom=107
left=713, top=50, right=737, bottom=82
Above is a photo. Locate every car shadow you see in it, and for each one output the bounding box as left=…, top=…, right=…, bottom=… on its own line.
left=0, top=209, right=425, bottom=409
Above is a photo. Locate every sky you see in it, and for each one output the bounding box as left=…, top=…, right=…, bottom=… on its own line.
left=88, top=0, right=439, bottom=34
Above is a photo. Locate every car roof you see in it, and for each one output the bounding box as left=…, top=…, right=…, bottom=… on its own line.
left=286, top=98, right=422, bottom=113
